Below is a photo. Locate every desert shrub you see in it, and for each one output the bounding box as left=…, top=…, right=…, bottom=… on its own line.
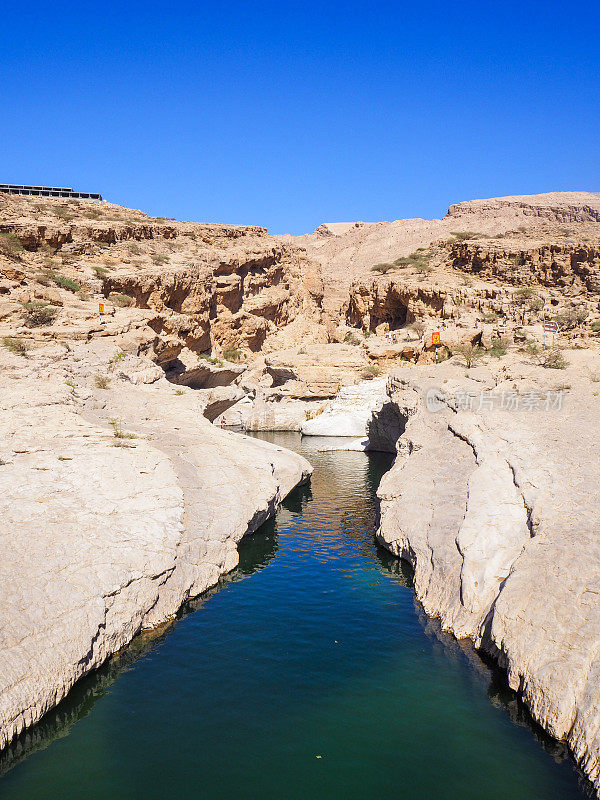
left=454, top=343, right=485, bottom=368
left=449, top=231, right=483, bottom=241
left=108, top=350, right=126, bottom=370
left=108, top=417, right=137, bottom=439
left=2, top=336, right=29, bottom=356
left=94, top=374, right=110, bottom=389
left=93, top=265, right=109, bottom=277
left=151, top=254, right=169, bottom=265
left=393, top=249, right=433, bottom=271
left=410, top=320, right=426, bottom=338
left=556, top=308, right=588, bottom=329
left=361, top=364, right=381, bottom=379
left=83, top=208, right=103, bottom=220
left=510, top=253, right=528, bottom=267
left=526, top=343, right=568, bottom=369
left=53, top=274, right=81, bottom=292
left=0, top=232, right=24, bottom=260
left=223, top=348, right=244, bottom=363
left=109, top=292, right=134, bottom=307
left=344, top=331, right=362, bottom=345
left=591, top=321, right=600, bottom=333
left=21, top=301, right=57, bottom=327
left=371, top=262, right=395, bottom=274
left=489, top=337, right=509, bottom=357
left=54, top=206, right=75, bottom=221
left=200, top=354, right=223, bottom=366
left=481, top=311, right=499, bottom=323
left=513, top=287, right=542, bottom=311
left=541, top=348, right=568, bottom=369
left=305, top=407, right=325, bottom=421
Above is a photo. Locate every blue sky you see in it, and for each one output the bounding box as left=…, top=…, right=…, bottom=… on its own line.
left=1, top=1, right=598, bottom=234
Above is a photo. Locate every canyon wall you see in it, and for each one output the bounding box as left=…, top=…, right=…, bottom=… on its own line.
left=376, top=361, right=600, bottom=793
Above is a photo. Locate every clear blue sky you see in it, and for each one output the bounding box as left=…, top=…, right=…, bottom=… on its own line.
left=1, top=1, right=598, bottom=234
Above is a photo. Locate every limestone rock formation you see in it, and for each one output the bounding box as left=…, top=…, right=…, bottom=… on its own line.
left=376, top=355, right=600, bottom=793
left=0, top=326, right=311, bottom=752
left=301, top=378, right=387, bottom=439
left=287, top=191, right=600, bottom=317
left=3, top=188, right=600, bottom=795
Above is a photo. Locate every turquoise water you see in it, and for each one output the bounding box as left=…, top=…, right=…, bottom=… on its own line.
left=0, top=432, right=591, bottom=799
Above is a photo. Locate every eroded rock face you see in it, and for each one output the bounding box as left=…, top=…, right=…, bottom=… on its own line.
left=0, top=193, right=326, bottom=375
left=376, top=359, right=600, bottom=792
left=300, top=378, right=388, bottom=441
left=0, top=338, right=312, bottom=752
left=449, top=241, right=600, bottom=293
left=287, top=191, right=600, bottom=316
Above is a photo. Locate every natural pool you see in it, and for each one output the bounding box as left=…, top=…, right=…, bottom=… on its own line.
left=0, top=432, right=591, bottom=799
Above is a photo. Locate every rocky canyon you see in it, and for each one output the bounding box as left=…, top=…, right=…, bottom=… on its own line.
left=2, top=190, right=600, bottom=793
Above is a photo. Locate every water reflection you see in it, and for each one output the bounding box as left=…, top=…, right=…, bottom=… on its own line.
left=0, top=514, right=281, bottom=781
left=0, top=431, right=593, bottom=799
left=376, top=516, right=594, bottom=797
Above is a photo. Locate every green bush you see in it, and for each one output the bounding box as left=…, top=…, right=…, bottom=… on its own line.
left=2, top=336, right=29, bottom=356
left=200, top=354, right=223, bottom=366
left=541, top=348, right=568, bottom=369
left=489, top=337, right=509, bottom=357
left=108, top=350, right=126, bottom=370
left=21, top=301, right=58, bottom=327
left=410, top=320, right=426, bottom=338
left=454, top=343, right=485, bottom=368
left=108, top=417, right=137, bottom=439
left=361, top=364, right=381, bottom=379
left=94, top=374, right=111, bottom=389
left=53, top=274, right=81, bottom=292
left=151, top=254, right=169, bottom=265
left=344, top=331, right=362, bottom=345
left=526, top=343, right=568, bottom=369
left=371, top=262, right=395, bottom=274
left=54, top=206, right=75, bottom=221
left=481, top=311, right=499, bottom=323
left=449, top=231, right=483, bottom=241
left=0, top=232, right=24, bottom=260
left=223, top=348, right=244, bottom=363
left=393, top=249, right=433, bottom=270
left=109, top=292, right=134, bottom=307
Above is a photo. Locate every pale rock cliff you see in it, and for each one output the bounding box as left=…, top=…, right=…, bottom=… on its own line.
left=376, top=356, right=600, bottom=792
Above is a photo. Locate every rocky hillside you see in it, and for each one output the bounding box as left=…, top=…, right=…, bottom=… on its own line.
left=0, top=193, right=326, bottom=380
left=288, top=191, right=600, bottom=316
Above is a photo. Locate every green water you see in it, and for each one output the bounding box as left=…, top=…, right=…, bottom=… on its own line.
left=0, top=432, right=591, bottom=799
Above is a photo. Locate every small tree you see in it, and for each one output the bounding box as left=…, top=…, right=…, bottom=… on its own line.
left=371, top=262, right=395, bottom=274
left=410, top=321, right=426, bottom=339
left=454, top=343, right=485, bottom=368
left=489, top=337, right=509, bottom=357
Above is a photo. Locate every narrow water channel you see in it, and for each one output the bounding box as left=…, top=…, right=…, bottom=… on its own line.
left=0, top=433, right=591, bottom=799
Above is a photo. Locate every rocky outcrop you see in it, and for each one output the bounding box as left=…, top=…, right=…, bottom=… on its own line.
left=0, top=338, right=311, bottom=752
left=449, top=241, right=600, bottom=293
left=346, top=276, right=447, bottom=331
left=301, top=378, right=387, bottom=440
left=446, top=192, right=600, bottom=224
left=376, top=360, right=600, bottom=793
left=287, top=191, right=600, bottom=315
left=0, top=193, right=327, bottom=379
